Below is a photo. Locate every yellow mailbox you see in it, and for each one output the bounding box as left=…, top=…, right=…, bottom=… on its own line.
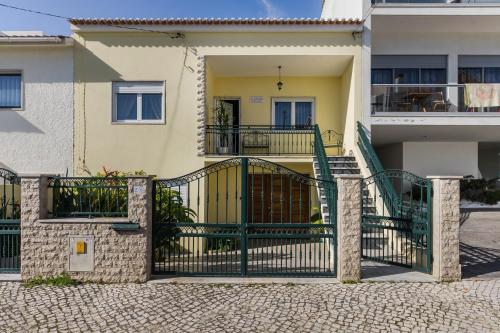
left=76, top=240, right=86, bottom=255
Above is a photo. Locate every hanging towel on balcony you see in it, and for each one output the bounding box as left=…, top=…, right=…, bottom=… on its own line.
left=465, top=84, right=500, bottom=108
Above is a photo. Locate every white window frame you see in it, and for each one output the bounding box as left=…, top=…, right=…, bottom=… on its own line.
left=271, top=97, right=315, bottom=126
left=0, top=70, right=24, bottom=111
left=112, top=81, right=165, bottom=124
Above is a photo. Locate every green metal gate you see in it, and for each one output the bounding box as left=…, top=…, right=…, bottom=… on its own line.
left=152, top=157, right=337, bottom=276
left=361, top=170, right=432, bottom=273
left=0, top=169, right=21, bottom=273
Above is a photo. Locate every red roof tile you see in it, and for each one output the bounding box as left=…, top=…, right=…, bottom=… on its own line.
left=70, top=18, right=362, bottom=26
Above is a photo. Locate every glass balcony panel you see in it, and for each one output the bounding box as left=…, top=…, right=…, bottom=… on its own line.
left=372, top=85, right=450, bottom=113
left=372, top=84, right=500, bottom=114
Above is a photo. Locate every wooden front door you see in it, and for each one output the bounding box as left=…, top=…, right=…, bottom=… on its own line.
left=247, top=174, right=310, bottom=224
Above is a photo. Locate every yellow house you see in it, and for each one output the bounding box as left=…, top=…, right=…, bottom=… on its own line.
left=71, top=18, right=362, bottom=176
left=70, top=18, right=363, bottom=276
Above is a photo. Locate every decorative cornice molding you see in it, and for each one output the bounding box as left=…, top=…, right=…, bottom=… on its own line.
left=196, top=56, right=206, bottom=157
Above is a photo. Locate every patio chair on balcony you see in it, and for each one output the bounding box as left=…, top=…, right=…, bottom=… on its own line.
left=242, top=131, right=270, bottom=155
left=430, top=92, right=447, bottom=112
left=389, top=92, right=412, bottom=112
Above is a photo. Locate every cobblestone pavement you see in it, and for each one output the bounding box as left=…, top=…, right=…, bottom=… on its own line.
left=1, top=280, right=500, bottom=332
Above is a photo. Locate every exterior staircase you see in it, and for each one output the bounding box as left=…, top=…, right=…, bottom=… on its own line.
left=313, top=155, right=376, bottom=223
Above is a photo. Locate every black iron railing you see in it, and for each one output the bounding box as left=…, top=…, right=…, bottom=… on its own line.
left=205, top=125, right=315, bottom=156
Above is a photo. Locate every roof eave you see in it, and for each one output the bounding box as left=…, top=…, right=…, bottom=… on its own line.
left=70, top=24, right=363, bottom=33
left=0, top=36, right=73, bottom=46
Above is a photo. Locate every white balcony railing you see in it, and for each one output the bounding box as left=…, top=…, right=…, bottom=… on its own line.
left=372, top=84, right=500, bottom=114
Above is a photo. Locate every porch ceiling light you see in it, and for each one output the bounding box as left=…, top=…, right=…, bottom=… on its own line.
left=277, top=65, right=283, bottom=91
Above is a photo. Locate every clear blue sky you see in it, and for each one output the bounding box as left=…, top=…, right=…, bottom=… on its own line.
left=0, top=0, right=323, bottom=35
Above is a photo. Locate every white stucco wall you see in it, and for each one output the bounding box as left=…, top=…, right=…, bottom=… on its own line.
left=478, top=146, right=500, bottom=180
left=0, top=46, right=73, bottom=175
left=376, top=143, right=403, bottom=170
left=402, top=142, right=478, bottom=178
left=321, top=0, right=364, bottom=19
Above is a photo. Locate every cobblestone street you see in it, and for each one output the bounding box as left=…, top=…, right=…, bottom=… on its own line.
left=0, top=280, right=500, bottom=332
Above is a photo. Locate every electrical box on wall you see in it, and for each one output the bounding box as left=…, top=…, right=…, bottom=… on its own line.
left=69, top=235, right=94, bottom=272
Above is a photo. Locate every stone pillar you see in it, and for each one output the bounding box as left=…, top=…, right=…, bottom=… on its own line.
left=428, top=176, right=462, bottom=282
left=20, top=176, right=49, bottom=280
left=336, top=175, right=362, bottom=282
left=127, top=177, right=154, bottom=281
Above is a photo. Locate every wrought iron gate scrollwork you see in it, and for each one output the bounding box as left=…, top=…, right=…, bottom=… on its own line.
left=152, top=157, right=337, bottom=276
left=361, top=170, right=432, bottom=273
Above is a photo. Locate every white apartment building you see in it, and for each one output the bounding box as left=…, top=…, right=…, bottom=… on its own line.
left=323, top=0, right=500, bottom=180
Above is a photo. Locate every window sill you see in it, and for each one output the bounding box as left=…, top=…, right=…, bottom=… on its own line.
left=111, top=121, right=165, bottom=125
left=0, top=107, right=23, bottom=111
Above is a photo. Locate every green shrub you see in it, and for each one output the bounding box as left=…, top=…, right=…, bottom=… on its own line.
left=153, top=185, right=197, bottom=260
left=23, top=273, right=79, bottom=288
left=461, top=178, right=500, bottom=205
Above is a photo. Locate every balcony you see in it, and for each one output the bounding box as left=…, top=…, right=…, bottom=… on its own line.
left=372, top=84, right=500, bottom=114
left=205, top=125, right=343, bottom=156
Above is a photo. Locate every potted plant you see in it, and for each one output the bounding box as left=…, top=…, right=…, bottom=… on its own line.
left=215, top=102, right=230, bottom=155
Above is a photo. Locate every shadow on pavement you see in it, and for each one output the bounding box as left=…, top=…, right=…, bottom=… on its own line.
left=460, top=242, right=500, bottom=279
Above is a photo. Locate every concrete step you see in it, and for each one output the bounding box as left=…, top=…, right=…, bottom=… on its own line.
left=331, top=169, right=361, bottom=175
left=314, top=165, right=361, bottom=171
left=314, top=169, right=361, bottom=177
left=362, top=234, right=388, bottom=240
left=314, top=160, right=359, bottom=166
left=325, top=156, right=356, bottom=161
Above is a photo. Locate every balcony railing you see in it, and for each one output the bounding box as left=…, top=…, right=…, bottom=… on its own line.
left=372, top=84, right=500, bottom=114
left=372, top=0, right=500, bottom=4
left=205, top=125, right=315, bottom=156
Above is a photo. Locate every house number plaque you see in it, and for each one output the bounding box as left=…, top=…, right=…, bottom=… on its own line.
left=249, top=96, right=264, bottom=104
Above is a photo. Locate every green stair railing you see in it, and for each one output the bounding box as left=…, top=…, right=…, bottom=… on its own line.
left=313, top=125, right=337, bottom=221
left=357, top=122, right=399, bottom=216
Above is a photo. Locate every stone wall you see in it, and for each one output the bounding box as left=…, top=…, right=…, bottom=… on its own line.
left=20, top=177, right=153, bottom=283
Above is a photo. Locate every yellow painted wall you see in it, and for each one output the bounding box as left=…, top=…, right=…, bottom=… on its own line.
left=211, top=76, right=342, bottom=133
left=340, top=59, right=358, bottom=153
left=73, top=31, right=361, bottom=177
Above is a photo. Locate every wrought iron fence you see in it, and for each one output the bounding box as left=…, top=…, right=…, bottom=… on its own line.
left=361, top=170, right=432, bottom=273
left=153, top=157, right=337, bottom=276
left=205, top=125, right=315, bottom=156
left=48, top=177, right=128, bottom=218
left=0, top=169, right=20, bottom=272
